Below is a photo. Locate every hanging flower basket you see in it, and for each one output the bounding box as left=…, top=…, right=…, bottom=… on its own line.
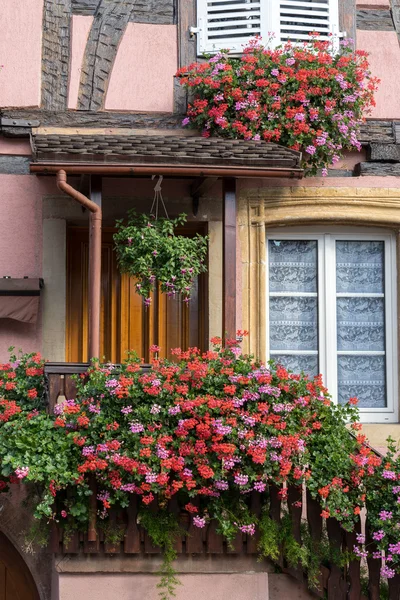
left=114, top=211, right=208, bottom=305
left=176, top=35, right=379, bottom=175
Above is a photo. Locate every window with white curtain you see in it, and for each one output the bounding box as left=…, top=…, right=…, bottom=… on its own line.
left=266, top=228, right=398, bottom=423
left=195, top=0, right=341, bottom=55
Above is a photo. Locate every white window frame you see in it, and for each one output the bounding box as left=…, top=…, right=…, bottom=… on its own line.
left=266, top=226, right=398, bottom=423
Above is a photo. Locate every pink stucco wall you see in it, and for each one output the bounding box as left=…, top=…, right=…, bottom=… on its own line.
left=357, top=30, right=400, bottom=119
left=239, top=175, right=400, bottom=191
left=0, top=139, right=31, bottom=155
left=105, top=24, right=178, bottom=112
left=0, top=176, right=56, bottom=361
left=0, top=0, right=43, bottom=108
left=68, top=16, right=93, bottom=110
left=57, top=573, right=269, bottom=600
left=356, top=0, right=389, bottom=6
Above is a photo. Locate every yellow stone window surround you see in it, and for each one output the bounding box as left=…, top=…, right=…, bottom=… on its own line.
left=239, top=186, right=400, bottom=431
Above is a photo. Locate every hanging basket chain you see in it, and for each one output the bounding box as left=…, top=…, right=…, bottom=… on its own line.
left=150, top=175, right=169, bottom=220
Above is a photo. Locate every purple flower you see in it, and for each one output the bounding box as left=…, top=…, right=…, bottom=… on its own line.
left=372, top=530, right=385, bottom=541
left=215, top=480, right=229, bottom=490
left=82, top=446, right=95, bottom=456
left=381, top=565, right=396, bottom=579
left=130, top=421, right=144, bottom=434
left=193, top=516, right=207, bottom=528
left=306, top=145, right=316, bottom=155
left=383, top=470, right=397, bottom=480
left=379, top=510, right=393, bottom=521
left=150, top=404, right=161, bottom=415
left=234, top=473, right=249, bottom=486
left=182, top=117, right=190, bottom=127
left=286, top=58, right=295, bottom=66
left=157, top=445, right=169, bottom=459
left=254, top=481, right=266, bottom=492
left=105, top=379, right=119, bottom=389
left=271, top=69, right=279, bottom=76
left=353, top=545, right=367, bottom=559
left=121, top=406, right=133, bottom=415
left=239, top=523, right=256, bottom=535
left=168, top=405, right=181, bottom=415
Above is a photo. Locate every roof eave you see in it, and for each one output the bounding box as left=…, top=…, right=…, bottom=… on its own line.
left=30, top=161, right=304, bottom=179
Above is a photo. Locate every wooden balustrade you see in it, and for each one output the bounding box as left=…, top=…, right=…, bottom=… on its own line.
left=45, top=364, right=392, bottom=600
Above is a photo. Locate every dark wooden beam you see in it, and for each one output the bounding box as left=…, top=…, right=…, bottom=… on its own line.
left=41, top=0, right=71, bottom=110
left=356, top=9, right=395, bottom=31
left=340, top=0, right=356, bottom=42
left=1, top=110, right=182, bottom=136
left=177, top=0, right=196, bottom=67
left=358, top=162, right=400, bottom=176
left=222, top=178, right=237, bottom=343
left=78, top=0, right=136, bottom=111
left=191, top=177, right=218, bottom=215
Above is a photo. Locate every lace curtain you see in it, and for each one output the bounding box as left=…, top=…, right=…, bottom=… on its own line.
left=268, top=239, right=386, bottom=409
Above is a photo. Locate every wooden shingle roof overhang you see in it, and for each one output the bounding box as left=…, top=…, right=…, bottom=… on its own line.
left=30, top=132, right=303, bottom=178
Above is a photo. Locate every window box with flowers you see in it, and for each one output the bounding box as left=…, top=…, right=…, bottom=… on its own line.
left=177, top=35, right=379, bottom=175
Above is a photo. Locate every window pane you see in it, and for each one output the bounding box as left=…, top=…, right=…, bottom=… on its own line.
left=336, top=241, right=384, bottom=294
left=337, top=355, right=386, bottom=408
left=270, top=296, right=318, bottom=351
left=337, top=297, right=385, bottom=352
left=271, top=354, right=319, bottom=379
left=269, top=240, right=317, bottom=293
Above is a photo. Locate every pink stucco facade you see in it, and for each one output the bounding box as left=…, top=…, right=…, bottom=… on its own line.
left=0, top=176, right=56, bottom=362
left=357, top=30, right=400, bottom=119
left=0, top=0, right=43, bottom=108
left=68, top=16, right=93, bottom=110
left=105, top=23, right=178, bottom=112
left=56, top=573, right=269, bottom=600
left=0, top=139, right=31, bottom=155
left=356, top=0, right=389, bottom=5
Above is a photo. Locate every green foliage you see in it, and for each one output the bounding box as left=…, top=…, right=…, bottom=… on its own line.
left=139, top=509, right=183, bottom=600
left=114, top=211, right=208, bottom=303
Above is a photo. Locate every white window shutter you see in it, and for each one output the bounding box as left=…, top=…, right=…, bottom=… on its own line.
left=194, top=0, right=341, bottom=56
left=274, top=1, right=341, bottom=47
left=195, top=0, right=267, bottom=55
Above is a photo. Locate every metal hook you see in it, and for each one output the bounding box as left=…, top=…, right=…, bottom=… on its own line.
left=152, top=174, right=163, bottom=193
left=150, top=175, right=168, bottom=220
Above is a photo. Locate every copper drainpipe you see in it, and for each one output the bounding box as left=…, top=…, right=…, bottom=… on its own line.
left=56, top=170, right=102, bottom=360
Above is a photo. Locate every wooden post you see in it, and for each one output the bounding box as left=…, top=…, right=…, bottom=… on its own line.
left=223, top=178, right=237, bottom=342
left=88, top=176, right=102, bottom=360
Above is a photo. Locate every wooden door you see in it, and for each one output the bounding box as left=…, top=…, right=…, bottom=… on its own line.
left=66, top=227, right=208, bottom=363
left=0, top=533, right=39, bottom=600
